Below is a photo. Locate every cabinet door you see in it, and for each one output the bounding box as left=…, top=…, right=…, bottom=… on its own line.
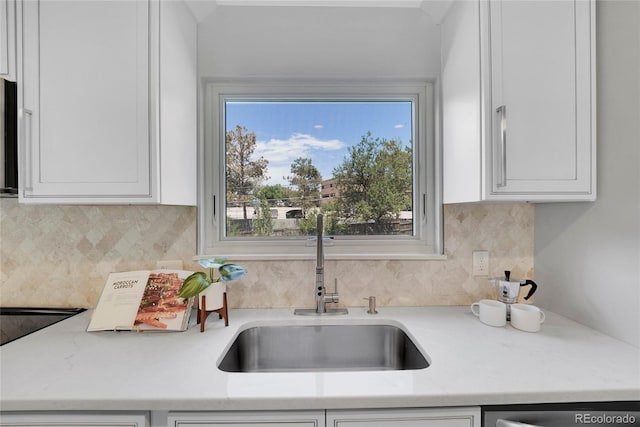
left=327, top=407, right=480, bottom=427
left=1, top=0, right=16, bottom=81
left=0, top=412, right=148, bottom=427
left=487, top=0, right=595, bottom=199
left=18, top=0, right=153, bottom=201
left=168, top=411, right=324, bottom=427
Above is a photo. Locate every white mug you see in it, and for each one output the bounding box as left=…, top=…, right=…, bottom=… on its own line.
left=510, top=303, right=545, bottom=332
left=470, top=299, right=507, bottom=327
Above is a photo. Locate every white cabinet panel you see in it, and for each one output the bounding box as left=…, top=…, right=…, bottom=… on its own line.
left=441, top=0, right=483, bottom=204
left=1, top=0, right=16, bottom=81
left=158, top=0, right=198, bottom=206
left=442, top=0, right=595, bottom=202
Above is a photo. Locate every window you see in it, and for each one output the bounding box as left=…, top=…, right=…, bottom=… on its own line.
left=199, top=81, right=442, bottom=260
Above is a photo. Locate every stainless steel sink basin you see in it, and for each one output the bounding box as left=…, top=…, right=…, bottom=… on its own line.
left=218, top=323, right=429, bottom=372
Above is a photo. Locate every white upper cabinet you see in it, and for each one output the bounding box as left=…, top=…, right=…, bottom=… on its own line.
left=1, top=0, right=16, bottom=81
left=442, top=0, right=596, bottom=203
left=17, top=0, right=197, bottom=205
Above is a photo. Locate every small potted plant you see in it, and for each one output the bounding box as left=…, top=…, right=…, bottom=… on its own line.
left=179, top=257, right=247, bottom=330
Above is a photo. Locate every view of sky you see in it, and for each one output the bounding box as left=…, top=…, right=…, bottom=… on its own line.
left=225, top=100, right=413, bottom=187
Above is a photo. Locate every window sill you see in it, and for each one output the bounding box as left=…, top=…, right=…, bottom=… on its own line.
left=195, top=253, right=447, bottom=262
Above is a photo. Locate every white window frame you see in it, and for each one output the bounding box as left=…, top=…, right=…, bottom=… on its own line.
left=198, top=80, right=443, bottom=260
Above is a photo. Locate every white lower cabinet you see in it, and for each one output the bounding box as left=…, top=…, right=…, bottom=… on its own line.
left=327, top=407, right=480, bottom=427
left=0, top=412, right=148, bottom=427
left=167, top=410, right=325, bottom=427
left=0, top=408, right=481, bottom=427
left=167, top=408, right=480, bottom=427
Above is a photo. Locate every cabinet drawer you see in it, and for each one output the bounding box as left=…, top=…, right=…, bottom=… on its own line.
left=168, top=411, right=324, bottom=427
left=327, top=407, right=480, bottom=427
left=0, top=412, right=148, bottom=427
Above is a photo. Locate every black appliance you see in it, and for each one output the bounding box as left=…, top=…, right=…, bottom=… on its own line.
left=0, top=307, right=86, bottom=345
left=483, top=402, right=640, bottom=427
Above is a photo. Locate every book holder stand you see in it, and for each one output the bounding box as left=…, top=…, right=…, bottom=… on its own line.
left=197, top=292, right=229, bottom=332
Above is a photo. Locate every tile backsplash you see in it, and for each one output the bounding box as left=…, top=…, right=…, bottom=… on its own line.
left=0, top=199, right=533, bottom=308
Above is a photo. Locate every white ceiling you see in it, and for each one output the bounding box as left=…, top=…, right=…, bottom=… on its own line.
left=183, top=0, right=454, bottom=24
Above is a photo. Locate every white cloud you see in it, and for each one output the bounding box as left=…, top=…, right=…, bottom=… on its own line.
left=254, top=133, right=344, bottom=162
left=254, top=138, right=307, bottom=163
left=394, top=123, right=405, bottom=129
left=252, top=133, right=346, bottom=186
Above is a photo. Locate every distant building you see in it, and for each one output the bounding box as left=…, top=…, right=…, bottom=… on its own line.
left=320, top=178, right=340, bottom=203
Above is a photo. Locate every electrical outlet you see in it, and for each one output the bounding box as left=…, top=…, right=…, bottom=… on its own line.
left=472, top=251, right=489, bottom=276
left=156, top=260, right=183, bottom=270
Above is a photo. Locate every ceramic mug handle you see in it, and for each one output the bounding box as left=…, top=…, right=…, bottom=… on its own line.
left=539, top=310, right=546, bottom=324
left=470, top=303, right=480, bottom=317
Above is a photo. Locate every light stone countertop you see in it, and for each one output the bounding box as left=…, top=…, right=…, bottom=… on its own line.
left=0, top=306, right=639, bottom=412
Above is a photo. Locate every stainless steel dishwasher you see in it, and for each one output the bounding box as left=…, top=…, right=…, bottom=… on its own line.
left=483, top=402, right=640, bottom=427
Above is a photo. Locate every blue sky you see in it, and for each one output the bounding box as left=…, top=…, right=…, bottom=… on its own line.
left=225, top=100, right=413, bottom=187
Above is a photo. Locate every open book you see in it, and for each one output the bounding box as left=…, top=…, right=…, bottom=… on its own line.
left=87, top=270, right=194, bottom=332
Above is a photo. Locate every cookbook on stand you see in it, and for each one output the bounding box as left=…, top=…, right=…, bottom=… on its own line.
left=87, top=270, right=194, bottom=332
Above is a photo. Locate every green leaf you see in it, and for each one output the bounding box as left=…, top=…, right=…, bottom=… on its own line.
left=179, top=272, right=211, bottom=299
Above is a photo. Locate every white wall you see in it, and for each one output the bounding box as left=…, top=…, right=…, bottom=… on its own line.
left=197, top=5, right=441, bottom=79
left=535, top=0, right=640, bottom=347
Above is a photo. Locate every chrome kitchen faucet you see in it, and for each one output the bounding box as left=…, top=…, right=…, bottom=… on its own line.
left=294, top=214, right=348, bottom=316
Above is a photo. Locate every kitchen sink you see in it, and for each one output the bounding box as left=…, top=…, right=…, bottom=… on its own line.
left=218, top=322, right=429, bottom=372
